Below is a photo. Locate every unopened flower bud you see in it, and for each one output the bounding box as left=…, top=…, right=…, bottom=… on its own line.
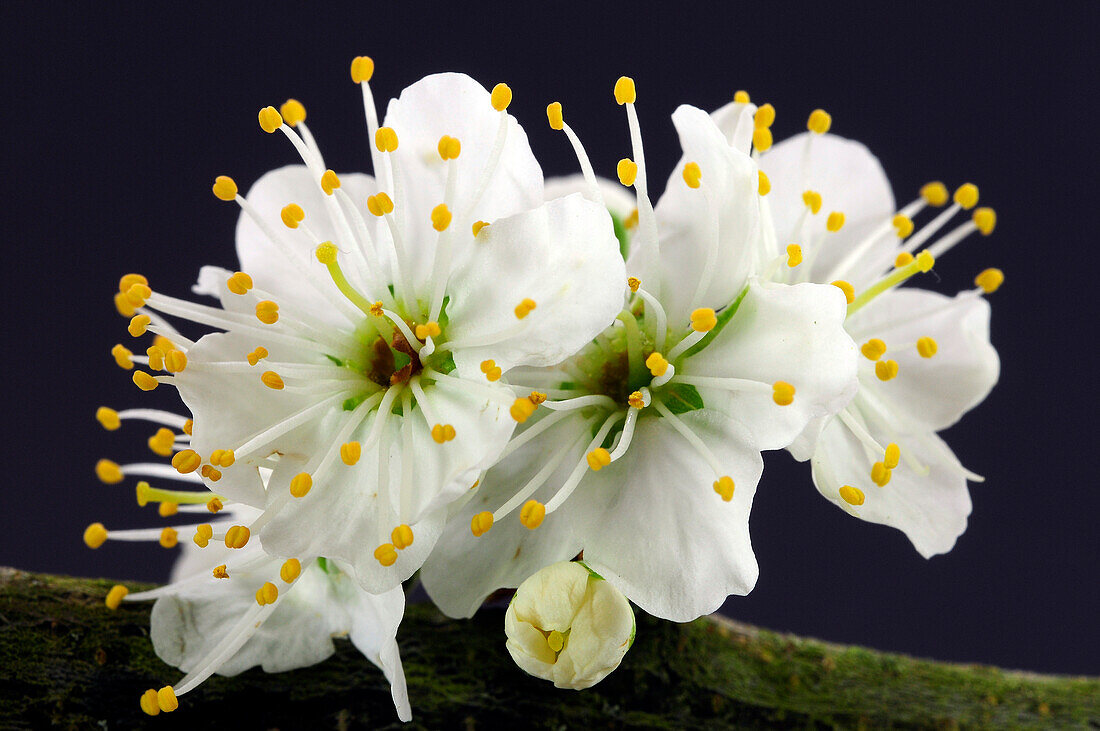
left=504, top=561, right=635, bottom=690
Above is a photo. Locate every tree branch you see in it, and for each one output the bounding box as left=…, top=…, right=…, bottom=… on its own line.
left=1, top=567, right=1096, bottom=729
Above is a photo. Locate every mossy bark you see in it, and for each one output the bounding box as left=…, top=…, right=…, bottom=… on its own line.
left=1, top=567, right=1096, bottom=729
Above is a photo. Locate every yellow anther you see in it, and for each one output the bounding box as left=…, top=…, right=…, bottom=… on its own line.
left=713, top=476, right=735, bottom=502
left=280, top=558, right=302, bottom=583
left=754, top=103, right=775, bottom=129
left=690, top=307, right=717, bottom=332
left=839, top=485, right=865, bottom=506
left=617, top=158, right=638, bottom=186
left=895, top=251, right=914, bottom=268
left=118, top=273, right=148, bottom=293
left=975, top=268, right=1004, bottom=293
left=586, top=448, right=612, bottom=471
left=528, top=392, right=547, bottom=405
left=255, top=300, right=279, bottom=324
left=973, top=207, right=996, bottom=235
left=105, top=584, right=128, bottom=610
left=415, top=321, right=442, bottom=340
left=154, top=335, right=175, bottom=351
left=547, top=629, right=565, bottom=653
left=200, top=465, right=222, bottom=482
left=627, top=276, right=641, bottom=293
left=114, top=291, right=136, bottom=317
left=480, top=359, right=495, bottom=373
left=437, top=134, right=461, bottom=160
left=752, top=127, right=773, bottom=152
left=861, top=338, right=887, bottom=361
left=884, top=443, right=901, bottom=470
left=520, top=499, right=546, bottom=529
left=96, top=406, right=121, bottom=431
left=212, top=175, right=238, bottom=201
left=875, top=359, right=899, bottom=381
left=210, top=449, right=235, bottom=467
left=510, top=397, right=538, bottom=423
left=490, top=82, right=512, bottom=111
left=772, top=381, right=796, bottom=406
left=224, top=525, right=250, bottom=549
left=892, top=214, right=914, bottom=239
left=628, top=391, right=646, bottom=409
left=514, top=297, right=537, bottom=319
left=281, top=203, right=305, bottom=229
left=247, top=346, right=269, bottom=366
left=920, top=181, right=949, bottom=207
left=226, top=271, right=253, bottom=295
left=369, top=301, right=384, bottom=317
left=367, top=192, right=394, bottom=216
left=140, top=689, right=160, bottom=716
left=171, top=449, right=201, bottom=474
left=164, top=350, right=187, bottom=373
left=831, top=280, right=855, bottom=304
left=391, top=524, right=414, bottom=550
left=111, top=344, right=134, bottom=370
left=373, top=127, right=398, bottom=154
left=159, top=503, right=179, bottom=518
left=315, top=242, right=338, bottom=265
left=96, top=458, right=124, bottom=484
left=340, top=441, right=361, bottom=466
left=646, top=351, right=669, bottom=377
left=954, top=183, right=979, bottom=210
left=258, top=106, right=282, bottom=134
left=132, top=371, right=159, bottom=391
left=472, top=220, right=489, bottom=237
left=147, top=427, right=175, bottom=457
left=212, top=564, right=229, bottom=579
left=374, top=543, right=398, bottom=567
left=546, top=101, right=564, bottom=130
left=431, top=423, right=457, bottom=443
left=193, top=524, right=213, bottom=548
left=280, top=98, right=306, bottom=127
left=916, top=250, right=935, bottom=272
left=871, top=462, right=892, bottom=487
left=624, top=208, right=639, bottom=229
left=807, top=109, right=832, bottom=134
left=84, top=522, right=108, bottom=548
left=786, top=244, right=803, bottom=267
left=471, top=511, right=494, bottom=537
left=614, top=76, right=636, bottom=105
left=128, top=314, right=151, bottom=337
left=145, top=346, right=165, bottom=371
left=255, top=581, right=279, bottom=606
left=917, top=336, right=938, bottom=358
left=320, top=169, right=341, bottom=195
left=431, top=203, right=452, bottom=232
left=350, top=55, right=375, bottom=84
left=159, top=527, right=178, bottom=549
left=826, top=211, right=846, bottom=232
left=206, top=497, right=223, bottom=513
left=182, top=419, right=193, bottom=436
left=289, top=472, right=313, bottom=498
left=758, top=170, right=771, bottom=196
left=125, top=283, right=152, bottom=308
left=733, top=90, right=751, bottom=104
left=802, top=190, right=823, bottom=214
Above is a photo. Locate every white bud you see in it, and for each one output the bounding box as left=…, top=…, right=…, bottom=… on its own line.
left=504, top=561, right=635, bottom=690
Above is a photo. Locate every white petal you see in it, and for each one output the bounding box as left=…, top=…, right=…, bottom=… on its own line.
left=554, top=575, right=634, bottom=689
left=708, top=99, right=757, bottom=154
left=544, top=174, right=637, bottom=220
left=682, top=279, right=858, bottom=450
left=420, top=413, right=588, bottom=618
left=382, top=72, right=544, bottom=289
left=445, top=194, right=627, bottom=373
left=235, top=165, right=377, bottom=323
left=570, top=410, right=763, bottom=622
left=810, top=414, right=973, bottom=557
left=847, top=288, right=999, bottom=432
left=759, top=133, right=896, bottom=288
left=652, top=105, right=766, bottom=325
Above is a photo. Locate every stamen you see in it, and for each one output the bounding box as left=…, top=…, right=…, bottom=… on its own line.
left=289, top=472, right=313, bottom=498
left=772, top=381, right=796, bottom=406
left=975, top=268, right=1004, bottom=293
left=634, top=287, right=668, bottom=353
left=391, top=524, right=414, bottom=550
left=875, top=359, right=899, bottom=381
left=470, top=511, right=494, bottom=537
left=280, top=558, right=302, bottom=582
left=916, top=336, right=938, bottom=358
left=861, top=338, right=887, bottom=361
left=519, top=499, right=546, bottom=529
left=871, top=462, right=892, bottom=486
left=547, top=101, right=605, bottom=205
left=713, top=476, right=735, bottom=502
left=839, top=485, right=865, bottom=506
left=105, top=584, right=128, bottom=610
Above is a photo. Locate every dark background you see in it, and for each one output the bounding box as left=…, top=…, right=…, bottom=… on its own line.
left=3, top=2, right=1096, bottom=675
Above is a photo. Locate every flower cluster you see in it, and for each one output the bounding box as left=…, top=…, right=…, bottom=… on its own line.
left=86, top=59, right=1000, bottom=721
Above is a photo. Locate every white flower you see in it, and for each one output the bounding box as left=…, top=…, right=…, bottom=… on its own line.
left=421, top=79, right=857, bottom=622
left=110, top=67, right=624, bottom=596
left=746, top=104, right=1001, bottom=556
left=505, top=561, right=634, bottom=690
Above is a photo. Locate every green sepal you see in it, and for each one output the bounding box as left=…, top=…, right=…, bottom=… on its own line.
left=576, top=560, right=604, bottom=581
left=342, top=394, right=368, bottom=411
left=610, top=210, right=631, bottom=260
left=660, top=382, right=705, bottom=415
left=324, top=354, right=346, bottom=367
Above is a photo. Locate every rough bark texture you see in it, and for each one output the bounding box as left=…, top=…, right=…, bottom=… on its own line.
left=1, top=567, right=1096, bottom=729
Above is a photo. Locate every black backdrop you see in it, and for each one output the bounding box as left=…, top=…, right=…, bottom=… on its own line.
left=2, top=2, right=1096, bottom=676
